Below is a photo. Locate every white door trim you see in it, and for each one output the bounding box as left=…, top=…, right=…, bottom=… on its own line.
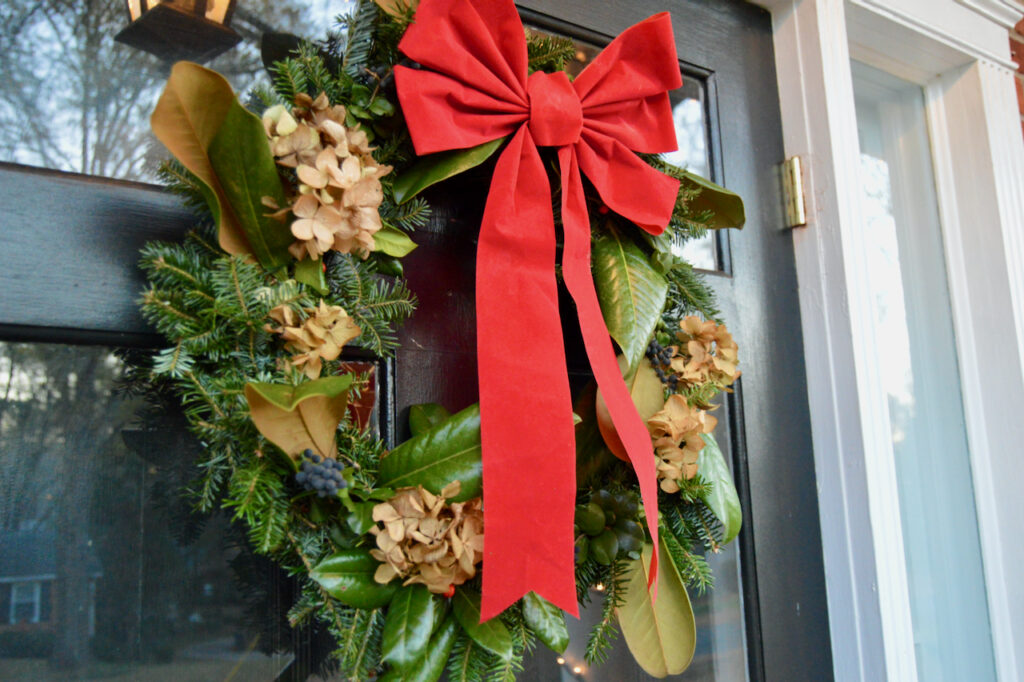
left=754, top=0, right=1024, bottom=680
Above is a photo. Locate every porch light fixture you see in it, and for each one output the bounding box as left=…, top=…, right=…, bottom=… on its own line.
left=115, top=0, right=241, bottom=63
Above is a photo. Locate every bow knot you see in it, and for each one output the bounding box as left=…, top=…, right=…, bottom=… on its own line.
left=395, top=0, right=682, bottom=621
left=527, top=71, right=582, bottom=147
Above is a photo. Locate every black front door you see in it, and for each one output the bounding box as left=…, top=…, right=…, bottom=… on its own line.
left=0, top=1, right=831, bottom=680
left=396, top=1, right=833, bottom=680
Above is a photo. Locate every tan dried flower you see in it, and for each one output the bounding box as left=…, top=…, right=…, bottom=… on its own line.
left=647, top=394, right=717, bottom=493
left=369, top=482, right=485, bottom=595
left=263, top=93, right=392, bottom=261
left=266, top=301, right=361, bottom=379
left=669, top=315, right=741, bottom=389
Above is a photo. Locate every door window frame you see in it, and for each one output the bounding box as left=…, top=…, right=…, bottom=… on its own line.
left=758, top=0, right=1024, bottom=679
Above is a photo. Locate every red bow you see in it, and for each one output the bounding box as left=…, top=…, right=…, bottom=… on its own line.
left=395, top=0, right=681, bottom=620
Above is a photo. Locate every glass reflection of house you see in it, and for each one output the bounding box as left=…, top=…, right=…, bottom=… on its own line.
left=0, top=528, right=101, bottom=644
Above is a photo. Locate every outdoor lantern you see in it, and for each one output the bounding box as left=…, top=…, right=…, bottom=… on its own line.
left=115, top=0, right=242, bottom=63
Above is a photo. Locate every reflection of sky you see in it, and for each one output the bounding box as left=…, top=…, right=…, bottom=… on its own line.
left=859, top=152, right=915, bottom=441
left=662, top=97, right=716, bottom=271
left=662, top=98, right=709, bottom=178
left=0, top=0, right=353, bottom=183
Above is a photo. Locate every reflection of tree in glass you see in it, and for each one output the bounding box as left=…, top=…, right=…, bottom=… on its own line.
left=0, top=0, right=349, bottom=183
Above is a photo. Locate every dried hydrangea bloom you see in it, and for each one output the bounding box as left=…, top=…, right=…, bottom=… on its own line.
left=669, top=315, right=741, bottom=389
left=263, top=92, right=392, bottom=260
left=647, top=394, right=717, bottom=492
left=369, top=481, right=485, bottom=594
left=265, top=301, right=361, bottom=379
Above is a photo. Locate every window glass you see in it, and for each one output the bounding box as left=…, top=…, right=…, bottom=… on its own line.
left=0, top=0, right=353, bottom=183
left=0, top=342, right=298, bottom=679
left=852, top=61, right=997, bottom=681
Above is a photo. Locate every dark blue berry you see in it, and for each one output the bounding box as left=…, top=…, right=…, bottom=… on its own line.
left=311, top=453, right=322, bottom=464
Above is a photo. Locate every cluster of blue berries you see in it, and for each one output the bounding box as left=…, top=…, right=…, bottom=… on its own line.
left=295, top=450, right=348, bottom=498
left=646, top=340, right=679, bottom=390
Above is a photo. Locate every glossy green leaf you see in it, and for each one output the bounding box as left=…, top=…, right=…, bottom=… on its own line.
left=374, top=226, right=418, bottom=257
left=451, top=588, right=514, bottom=660
left=408, top=403, right=451, bottom=436
left=379, top=616, right=458, bottom=682
left=346, top=500, right=377, bottom=535
left=593, top=229, right=669, bottom=373
left=244, top=375, right=353, bottom=460
left=616, top=541, right=696, bottom=678
left=309, top=549, right=398, bottom=609
left=680, top=169, right=745, bottom=230
left=697, top=433, right=742, bottom=544
left=392, top=138, right=505, bottom=204
left=208, top=101, right=293, bottom=270
left=521, top=592, right=569, bottom=654
left=294, top=258, right=328, bottom=294
left=381, top=585, right=437, bottom=668
left=378, top=403, right=481, bottom=502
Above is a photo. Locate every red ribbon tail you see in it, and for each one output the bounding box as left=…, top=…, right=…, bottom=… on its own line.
left=478, top=130, right=580, bottom=622
left=558, top=147, right=661, bottom=597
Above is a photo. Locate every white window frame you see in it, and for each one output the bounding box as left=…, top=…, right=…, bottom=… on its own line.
left=9, top=580, right=42, bottom=625
left=754, top=0, right=1024, bottom=680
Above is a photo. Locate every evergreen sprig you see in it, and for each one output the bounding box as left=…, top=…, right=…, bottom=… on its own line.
left=584, top=559, right=629, bottom=665
left=526, top=29, right=577, bottom=73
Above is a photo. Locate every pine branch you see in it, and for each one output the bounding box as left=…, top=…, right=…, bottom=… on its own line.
left=341, top=0, right=379, bottom=78
left=526, top=29, right=577, bottom=73
left=661, top=519, right=714, bottom=594
left=584, top=559, right=628, bottom=665
left=271, top=58, right=307, bottom=103
left=447, top=633, right=492, bottom=682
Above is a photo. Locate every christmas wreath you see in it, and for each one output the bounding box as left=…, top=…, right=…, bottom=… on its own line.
left=133, top=0, right=746, bottom=678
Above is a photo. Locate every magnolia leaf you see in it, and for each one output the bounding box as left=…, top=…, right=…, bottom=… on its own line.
left=593, top=228, right=669, bottom=373
left=392, top=138, right=505, bottom=204
left=207, top=101, right=293, bottom=270
left=595, top=356, right=665, bottom=462
left=451, top=588, right=514, bottom=660
left=151, top=62, right=291, bottom=266
left=244, top=375, right=353, bottom=460
left=294, top=258, right=328, bottom=294
left=680, top=169, right=746, bottom=230
left=378, top=403, right=481, bottom=502
left=408, top=403, right=451, bottom=436
left=379, top=616, right=458, bottom=682
left=616, top=541, right=696, bottom=678
left=310, top=549, right=398, bottom=609
left=697, top=433, right=743, bottom=544
left=381, top=585, right=438, bottom=668
left=521, top=592, right=569, bottom=654
left=373, top=226, right=418, bottom=257
left=374, top=0, right=418, bottom=17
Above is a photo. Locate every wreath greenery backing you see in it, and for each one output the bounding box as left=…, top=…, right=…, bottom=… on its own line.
left=129, top=1, right=746, bottom=680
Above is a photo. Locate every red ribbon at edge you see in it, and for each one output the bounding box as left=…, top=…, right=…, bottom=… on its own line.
left=395, top=0, right=682, bottom=621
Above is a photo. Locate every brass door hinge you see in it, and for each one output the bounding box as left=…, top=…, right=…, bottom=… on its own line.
left=782, top=156, right=807, bottom=228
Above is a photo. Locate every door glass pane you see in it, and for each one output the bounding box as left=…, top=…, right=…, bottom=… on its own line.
left=0, top=342, right=299, bottom=680
left=852, top=61, right=997, bottom=681
left=0, top=0, right=353, bottom=183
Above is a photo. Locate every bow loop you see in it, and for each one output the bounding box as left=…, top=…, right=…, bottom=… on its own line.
left=396, top=0, right=682, bottom=622
left=527, top=71, right=582, bottom=147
